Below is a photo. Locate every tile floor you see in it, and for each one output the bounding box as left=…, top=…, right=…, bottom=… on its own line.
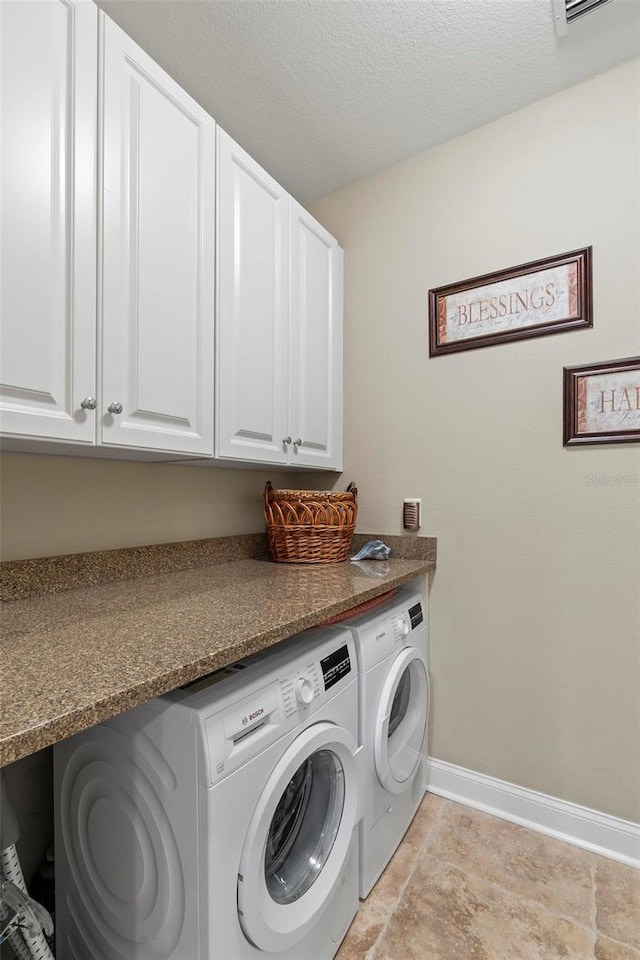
left=338, top=794, right=640, bottom=960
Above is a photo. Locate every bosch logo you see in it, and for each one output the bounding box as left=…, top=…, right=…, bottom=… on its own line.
left=242, top=707, right=265, bottom=726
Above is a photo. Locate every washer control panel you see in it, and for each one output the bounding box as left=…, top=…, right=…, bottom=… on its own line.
left=280, top=662, right=323, bottom=718
left=278, top=642, right=353, bottom=718
left=320, top=643, right=351, bottom=690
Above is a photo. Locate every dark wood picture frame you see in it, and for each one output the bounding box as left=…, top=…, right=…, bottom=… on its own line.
left=428, top=247, right=592, bottom=356
left=563, top=357, right=640, bottom=446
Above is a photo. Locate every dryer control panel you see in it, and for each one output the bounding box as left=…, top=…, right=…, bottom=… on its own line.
left=351, top=591, right=427, bottom=672
left=408, top=601, right=424, bottom=629
left=392, top=613, right=411, bottom=642
left=391, top=601, right=423, bottom=642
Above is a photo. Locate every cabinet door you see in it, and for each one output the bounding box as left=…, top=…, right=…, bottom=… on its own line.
left=0, top=0, right=97, bottom=443
left=289, top=204, right=343, bottom=470
left=100, top=14, right=215, bottom=455
left=216, top=130, right=289, bottom=464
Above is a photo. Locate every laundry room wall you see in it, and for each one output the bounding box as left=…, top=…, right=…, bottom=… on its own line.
left=309, top=59, right=640, bottom=822
left=0, top=455, right=297, bottom=560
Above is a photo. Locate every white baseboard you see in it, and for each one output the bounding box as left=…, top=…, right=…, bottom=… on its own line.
left=426, top=758, right=640, bottom=869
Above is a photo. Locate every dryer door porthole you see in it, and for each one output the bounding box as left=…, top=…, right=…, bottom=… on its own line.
left=374, top=649, right=428, bottom=795
left=237, top=722, right=358, bottom=953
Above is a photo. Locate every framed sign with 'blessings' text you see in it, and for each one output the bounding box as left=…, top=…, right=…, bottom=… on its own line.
left=428, top=247, right=592, bottom=356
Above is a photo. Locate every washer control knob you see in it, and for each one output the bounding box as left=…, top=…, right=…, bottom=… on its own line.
left=398, top=618, right=410, bottom=637
left=295, top=676, right=315, bottom=705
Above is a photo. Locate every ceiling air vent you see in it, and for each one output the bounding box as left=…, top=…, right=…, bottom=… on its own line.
left=552, top=0, right=612, bottom=36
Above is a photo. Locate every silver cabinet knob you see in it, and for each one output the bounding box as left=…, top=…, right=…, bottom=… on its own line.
left=80, top=396, right=97, bottom=411
left=283, top=436, right=292, bottom=445
left=293, top=438, right=303, bottom=447
left=107, top=401, right=123, bottom=415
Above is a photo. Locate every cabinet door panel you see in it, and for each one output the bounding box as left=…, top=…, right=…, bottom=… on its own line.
left=216, top=130, right=289, bottom=464
left=100, top=14, right=214, bottom=455
left=289, top=204, right=343, bottom=470
left=0, top=0, right=97, bottom=443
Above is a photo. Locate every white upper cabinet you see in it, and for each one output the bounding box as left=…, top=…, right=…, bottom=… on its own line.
left=99, top=14, right=215, bottom=455
left=216, top=131, right=343, bottom=470
left=289, top=203, right=343, bottom=471
left=1, top=10, right=341, bottom=466
left=0, top=0, right=97, bottom=443
left=216, top=129, right=290, bottom=464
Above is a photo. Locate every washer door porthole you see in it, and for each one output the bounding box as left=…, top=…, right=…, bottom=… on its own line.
left=265, top=748, right=345, bottom=905
left=237, top=722, right=358, bottom=954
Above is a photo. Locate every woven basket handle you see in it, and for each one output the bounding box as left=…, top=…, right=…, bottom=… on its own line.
left=346, top=481, right=357, bottom=499
left=264, top=481, right=274, bottom=508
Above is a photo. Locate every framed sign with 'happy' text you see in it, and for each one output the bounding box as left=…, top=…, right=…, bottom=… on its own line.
left=563, top=357, right=640, bottom=446
left=428, top=247, right=592, bottom=356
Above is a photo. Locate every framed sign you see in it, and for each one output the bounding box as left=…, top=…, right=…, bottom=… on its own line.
left=428, top=247, right=592, bottom=356
left=564, top=357, right=640, bottom=446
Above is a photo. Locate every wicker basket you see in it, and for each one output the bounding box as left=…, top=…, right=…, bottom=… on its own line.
left=264, top=481, right=358, bottom=564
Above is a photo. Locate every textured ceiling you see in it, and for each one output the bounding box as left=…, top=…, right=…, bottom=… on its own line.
left=98, top=0, right=640, bottom=202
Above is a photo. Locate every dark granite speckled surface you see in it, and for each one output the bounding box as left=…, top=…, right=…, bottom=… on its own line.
left=1, top=547, right=435, bottom=766
left=1, top=532, right=437, bottom=601
left=350, top=533, right=437, bottom=563
left=0, top=533, right=269, bottom=601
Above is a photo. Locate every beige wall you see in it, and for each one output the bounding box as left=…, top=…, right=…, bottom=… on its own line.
left=0, top=454, right=295, bottom=560
left=310, top=60, right=640, bottom=822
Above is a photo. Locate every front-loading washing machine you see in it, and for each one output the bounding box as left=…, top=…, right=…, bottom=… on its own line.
left=54, top=627, right=361, bottom=959
left=343, top=586, right=429, bottom=898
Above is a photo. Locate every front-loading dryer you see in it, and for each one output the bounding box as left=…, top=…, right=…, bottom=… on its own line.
left=54, top=627, right=361, bottom=960
left=344, top=586, right=429, bottom=898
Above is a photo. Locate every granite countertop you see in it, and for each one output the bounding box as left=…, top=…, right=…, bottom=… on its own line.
left=1, top=544, right=435, bottom=766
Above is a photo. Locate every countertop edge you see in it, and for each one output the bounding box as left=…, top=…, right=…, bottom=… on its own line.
left=1, top=558, right=434, bottom=766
